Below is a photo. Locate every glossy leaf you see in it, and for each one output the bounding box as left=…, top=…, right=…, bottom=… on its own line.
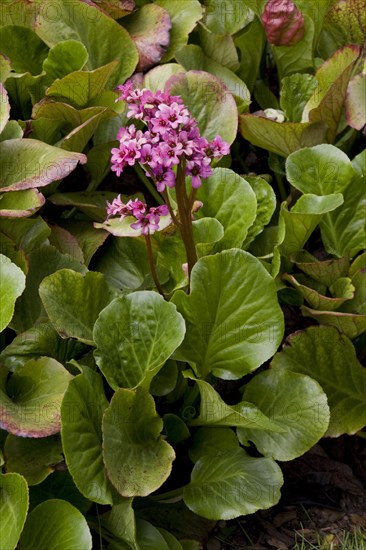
left=243, top=176, right=276, bottom=248
left=238, top=369, right=330, bottom=461
left=102, top=387, right=175, bottom=497
left=239, top=116, right=327, bottom=157
left=36, top=0, right=138, bottom=86
left=19, top=499, right=92, bottom=550
left=201, top=0, right=254, bottom=35
left=155, top=0, right=203, bottom=61
left=272, top=326, right=366, bottom=437
left=280, top=73, right=318, bottom=123
left=0, top=472, right=29, bottom=550
left=188, top=427, right=239, bottom=463
left=165, top=70, right=238, bottom=144
left=0, top=189, right=45, bottom=218
left=0, top=139, right=86, bottom=192
left=61, top=367, right=117, bottom=504
left=195, top=168, right=257, bottom=251
left=301, top=307, right=366, bottom=339
left=39, top=270, right=115, bottom=346
left=172, top=250, right=284, bottom=379
left=283, top=273, right=354, bottom=311
left=94, top=292, right=185, bottom=389
left=183, top=448, right=283, bottom=520
left=0, top=357, right=73, bottom=437
left=0, top=254, right=26, bottom=332
left=0, top=25, right=48, bottom=75
left=42, top=40, right=88, bottom=83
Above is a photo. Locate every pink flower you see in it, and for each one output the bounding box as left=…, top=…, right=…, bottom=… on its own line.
left=105, top=196, right=171, bottom=236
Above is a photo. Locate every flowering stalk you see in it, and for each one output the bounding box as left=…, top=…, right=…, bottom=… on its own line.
left=144, top=233, right=165, bottom=298
left=103, top=81, right=229, bottom=288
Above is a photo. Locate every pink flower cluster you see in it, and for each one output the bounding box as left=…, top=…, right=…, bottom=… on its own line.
left=106, top=196, right=169, bottom=235
left=111, top=81, right=230, bottom=191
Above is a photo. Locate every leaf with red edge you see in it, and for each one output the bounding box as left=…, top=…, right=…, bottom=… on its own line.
left=0, top=357, right=73, bottom=437
left=0, top=139, right=86, bottom=192
left=346, top=72, right=366, bottom=130
left=123, top=4, right=171, bottom=73
left=0, top=189, right=45, bottom=218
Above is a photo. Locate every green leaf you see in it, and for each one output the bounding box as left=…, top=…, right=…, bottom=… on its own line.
left=4, top=435, right=63, bottom=485
left=189, top=427, right=239, bottom=463
left=18, top=499, right=92, bottom=550
left=238, top=369, right=329, bottom=460
left=319, top=0, right=366, bottom=58
left=123, top=4, right=171, bottom=72
left=95, top=212, right=172, bottom=238
left=175, top=45, right=251, bottom=113
left=0, top=83, right=10, bottom=135
left=11, top=244, right=87, bottom=333
left=0, top=25, right=48, bottom=75
left=234, top=17, right=266, bottom=91
left=0, top=120, right=23, bottom=142
left=185, top=376, right=284, bottom=431
left=201, top=0, right=254, bottom=35
left=280, top=73, right=318, bottom=122
left=0, top=254, right=26, bottom=332
left=155, top=0, right=203, bottom=62
left=0, top=53, right=11, bottom=83
left=271, top=326, right=366, bottom=437
left=144, top=63, right=186, bottom=92
left=302, top=46, right=360, bottom=142
left=48, top=190, right=121, bottom=222
left=283, top=273, right=354, bottom=311
left=239, top=116, right=327, bottom=157
left=271, top=14, right=315, bottom=79
left=0, top=357, right=73, bottom=437
left=48, top=225, right=84, bottom=263
left=35, top=0, right=138, bottom=87
left=346, top=72, right=366, bottom=130
left=0, top=139, right=86, bottom=192
left=28, top=471, right=91, bottom=515
left=183, top=448, right=283, bottom=520
left=293, top=251, right=349, bottom=287
left=39, top=270, right=115, bottom=346
left=102, top=387, right=175, bottom=497
left=301, top=306, right=366, bottom=339
left=150, top=360, right=178, bottom=397
left=165, top=70, right=238, bottom=144
left=193, top=218, right=225, bottom=257
left=59, top=220, right=109, bottom=267
left=93, top=235, right=151, bottom=291
left=172, top=250, right=284, bottom=379
left=278, top=194, right=344, bottom=258
left=94, top=292, right=185, bottom=389
left=0, top=472, right=29, bottom=550
left=100, top=500, right=138, bottom=550
left=286, top=144, right=357, bottom=195
left=0, top=322, right=85, bottom=372
left=163, top=413, right=190, bottom=445
left=42, top=40, right=88, bottom=83
left=45, top=62, right=119, bottom=108
left=61, top=367, right=118, bottom=504
left=198, top=26, right=239, bottom=72
left=243, top=175, right=276, bottom=248
left=343, top=261, right=366, bottom=315
left=195, top=168, right=257, bottom=251
left=320, top=175, right=366, bottom=258
left=0, top=189, right=45, bottom=218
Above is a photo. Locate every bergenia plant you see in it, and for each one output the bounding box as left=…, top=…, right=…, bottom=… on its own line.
left=96, top=81, right=229, bottom=289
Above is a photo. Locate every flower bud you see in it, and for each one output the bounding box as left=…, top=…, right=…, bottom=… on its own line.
left=261, top=0, right=305, bottom=46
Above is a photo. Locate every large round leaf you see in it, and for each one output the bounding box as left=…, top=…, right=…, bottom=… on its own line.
left=61, top=368, right=118, bottom=504
left=165, top=70, right=238, bottom=144
left=195, top=168, right=256, bottom=251
left=39, top=269, right=115, bottom=346
left=0, top=190, right=45, bottom=218
left=238, top=369, right=330, bottom=460
left=0, top=254, right=25, bottom=332
left=271, top=326, right=366, bottom=437
left=183, top=448, right=283, bottom=520
left=172, top=249, right=284, bottom=379
left=0, top=139, right=86, bottom=192
left=94, top=291, right=185, bottom=389
left=18, top=499, right=92, bottom=550
left=102, top=387, right=175, bottom=497
left=0, top=472, right=28, bottom=550
left=0, top=357, right=73, bottom=437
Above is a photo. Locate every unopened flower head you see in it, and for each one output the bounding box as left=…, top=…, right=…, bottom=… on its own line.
left=261, top=0, right=305, bottom=46
left=111, top=82, right=230, bottom=191
left=106, top=195, right=169, bottom=235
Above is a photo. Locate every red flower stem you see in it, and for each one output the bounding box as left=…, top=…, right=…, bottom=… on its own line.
left=144, top=233, right=165, bottom=299
left=175, top=161, right=197, bottom=278
left=162, top=189, right=181, bottom=228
